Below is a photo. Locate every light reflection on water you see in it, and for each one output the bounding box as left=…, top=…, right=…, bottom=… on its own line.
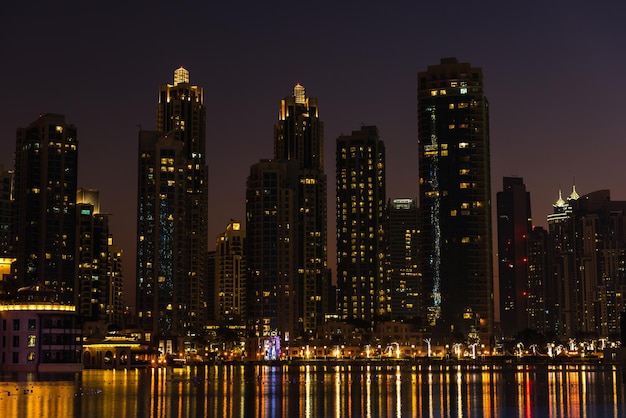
left=0, top=363, right=624, bottom=417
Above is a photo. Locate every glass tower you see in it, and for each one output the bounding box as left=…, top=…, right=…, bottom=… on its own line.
left=417, top=58, right=493, bottom=344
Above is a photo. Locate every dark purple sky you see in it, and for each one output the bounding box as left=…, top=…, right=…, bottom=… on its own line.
left=2, top=2, right=625, bottom=305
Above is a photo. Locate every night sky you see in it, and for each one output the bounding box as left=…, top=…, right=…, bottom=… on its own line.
left=2, top=2, right=625, bottom=306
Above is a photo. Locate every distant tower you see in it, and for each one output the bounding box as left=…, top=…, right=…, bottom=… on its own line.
left=13, top=114, right=78, bottom=304
left=336, top=125, right=386, bottom=326
left=387, top=198, right=420, bottom=320
left=215, top=220, right=246, bottom=324
left=417, top=58, right=493, bottom=343
left=137, top=67, right=208, bottom=348
left=497, top=177, right=532, bottom=337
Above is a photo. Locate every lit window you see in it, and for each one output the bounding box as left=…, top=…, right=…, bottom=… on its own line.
left=460, top=88, right=468, bottom=94
left=430, top=90, right=438, bottom=96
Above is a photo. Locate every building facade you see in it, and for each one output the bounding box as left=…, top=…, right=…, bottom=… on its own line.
left=547, top=188, right=579, bottom=338
left=336, top=125, right=386, bottom=326
left=246, top=160, right=300, bottom=340
left=0, top=165, right=12, bottom=257
left=496, top=177, right=532, bottom=338
left=417, top=58, right=493, bottom=344
left=0, top=285, right=82, bottom=372
left=215, top=220, right=246, bottom=324
left=386, top=198, right=420, bottom=321
left=552, top=189, right=626, bottom=339
left=13, top=114, right=78, bottom=305
left=245, top=84, right=328, bottom=343
left=136, top=67, right=208, bottom=348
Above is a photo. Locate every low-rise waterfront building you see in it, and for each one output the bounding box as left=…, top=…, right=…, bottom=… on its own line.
left=0, top=284, right=83, bottom=372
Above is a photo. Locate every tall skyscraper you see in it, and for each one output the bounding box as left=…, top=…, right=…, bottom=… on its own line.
left=246, top=160, right=300, bottom=340
left=417, top=58, right=493, bottom=343
left=13, top=114, right=78, bottom=304
left=274, top=84, right=328, bottom=337
left=136, top=68, right=208, bottom=348
left=105, top=240, right=124, bottom=327
left=497, top=177, right=532, bottom=338
left=549, top=188, right=626, bottom=339
left=547, top=188, right=578, bottom=338
left=336, top=125, right=386, bottom=326
left=215, top=220, right=246, bottom=324
left=386, top=198, right=420, bottom=321
left=76, top=188, right=110, bottom=322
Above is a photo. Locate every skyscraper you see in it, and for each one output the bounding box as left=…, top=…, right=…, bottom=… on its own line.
left=215, top=220, right=246, bottom=324
left=13, top=114, right=78, bottom=304
left=547, top=188, right=578, bottom=338
left=336, top=125, right=386, bottom=326
left=274, top=84, right=328, bottom=337
left=548, top=188, right=626, bottom=339
left=136, top=68, right=208, bottom=348
left=76, top=189, right=110, bottom=322
left=497, top=177, right=532, bottom=338
left=386, top=198, right=420, bottom=321
left=417, top=58, right=493, bottom=343
left=246, top=160, right=300, bottom=340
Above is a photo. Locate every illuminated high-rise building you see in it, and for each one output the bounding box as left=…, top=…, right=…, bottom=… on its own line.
left=275, top=84, right=328, bottom=337
left=386, top=198, right=420, bottom=320
left=75, top=188, right=124, bottom=327
left=13, top=113, right=78, bottom=304
left=548, top=188, right=626, bottom=339
left=215, top=220, right=246, bottom=323
left=76, top=189, right=110, bottom=322
left=246, top=84, right=328, bottom=341
left=417, top=58, right=493, bottom=343
left=136, top=68, right=208, bottom=348
left=336, top=125, right=386, bottom=326
left=246, top=160, right=300, bottom=339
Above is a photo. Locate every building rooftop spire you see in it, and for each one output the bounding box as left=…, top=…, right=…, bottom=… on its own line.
left=174, top=67, right=189, bottom=85
left=293, top=83, right=306, bottom=104
left=554, top=189, right=566, bottom=208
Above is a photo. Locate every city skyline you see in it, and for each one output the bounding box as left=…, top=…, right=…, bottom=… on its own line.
left=2, top=3, right=625, bottom=310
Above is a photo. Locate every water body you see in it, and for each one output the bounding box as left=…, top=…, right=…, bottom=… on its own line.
left=0, top=363, right=624, bottom=417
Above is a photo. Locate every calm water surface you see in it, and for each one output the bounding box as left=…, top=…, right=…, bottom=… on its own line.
left=1, top=363, right=624, bottom=417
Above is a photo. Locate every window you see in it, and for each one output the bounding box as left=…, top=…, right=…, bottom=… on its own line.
left=28, top=319, right=36, bottom=331
left=12, top=352, right=19, bottom=364
left=28, top=335, right=36, bottom=348
left=13, top=335, right=19, bottom=347
left=27, top=352, right=35, bottom=363
left=13, top=319, right=19, bottom=331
